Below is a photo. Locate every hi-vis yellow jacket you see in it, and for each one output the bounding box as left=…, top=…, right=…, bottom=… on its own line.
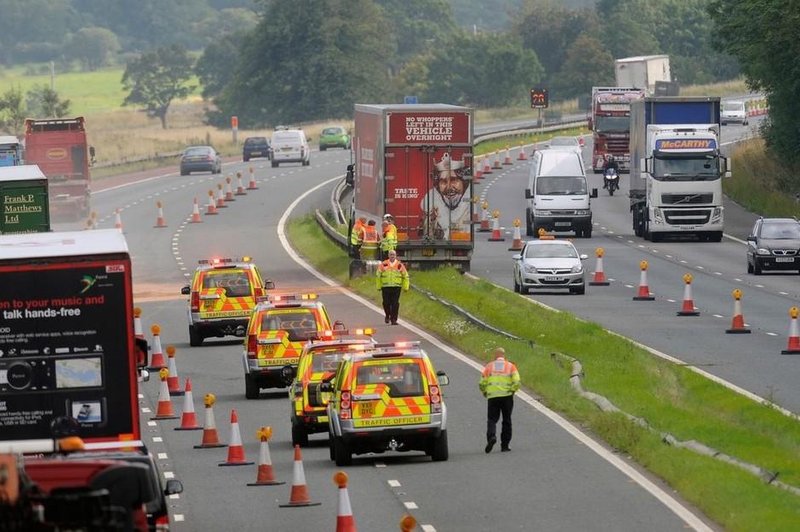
left=376, top=259, right=409, bottom=290
left=479, top=357, right=520, bottom=399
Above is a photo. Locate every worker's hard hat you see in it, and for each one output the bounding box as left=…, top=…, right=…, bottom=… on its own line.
left=383, top=214, right=392, bottom=220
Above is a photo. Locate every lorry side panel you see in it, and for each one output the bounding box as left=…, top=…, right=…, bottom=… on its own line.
left=647, top=99, right=721, bottom=125
left=353, top=108, right=382, bottom=217
left=0, top=165, right=51, bottom=234
left=0, top=230, right=138, bottom=443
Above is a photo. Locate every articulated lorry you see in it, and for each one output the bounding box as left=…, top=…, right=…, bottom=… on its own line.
left=614, top=55, right=672, bottom=96
left=589, top=87, right=646, bottom=173
left=24, top=117, right=93, bottom=221
left=0, top=229, right=141, bottom=443
left=351, top=103, right=474, bottom=270
left=629, top=96, right=730, bottom=242
left=0, top=165, right=51, bottom=234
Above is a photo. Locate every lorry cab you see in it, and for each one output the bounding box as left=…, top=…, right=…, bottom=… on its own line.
left=524, top=149, right=597, bottom=238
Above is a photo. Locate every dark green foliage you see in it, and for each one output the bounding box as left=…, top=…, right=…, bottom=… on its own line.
left=709, top=0, right=800, bottom=177
left=121, top=45, right=195, bottom=129
left=26, top=85, right=71, bottom=118
left=0, top=86, right=27, bottom=135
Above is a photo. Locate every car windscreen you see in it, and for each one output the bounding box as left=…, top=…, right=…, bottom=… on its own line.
left=761, top=223, right=800, bottom=239
left=185, top=147, right=210, bottom=156
left=261, top=309, right=318, bottom=340
left=246, top=138, right=268, bottom=146
left=272, top=132, right=302, bottom=143
left=310, top=348, right=348, bottom=373
left=201, top=270, right=252, bottom=296
left=322, top=128, right=343, bottom=136
left=724, top=102, right=745, bottom=112
left=536, top=176, right=587, bottom=195
left=354, top=360, right=424, bottom=397
left=525, top=243, right=577, bottom=259
left=550, top=138, right=576, bottom=147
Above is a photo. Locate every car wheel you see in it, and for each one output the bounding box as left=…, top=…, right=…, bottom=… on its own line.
left=571, top=285, right=586, bottom=295
left=747, top=259, right=753, bottom=274
left=753, top=260, right=762, bottom=275
left=513, top=275, right=520, bottom=293
left=430, top=430, right=449, bottom=461
left=291, top=423, right=309, bottom=447
left=271, top=161, right=278, bottom=168
left=244, top=374, right=260, bottom=399
left=333, top=437, right=352, bottom=466
left=180, top=169, right=188, bottom=176
left=243, top=156, right=249, bottom=162
left=303, top=159, right=310, bottom=166
left=189, top=326, right=203, bottom=347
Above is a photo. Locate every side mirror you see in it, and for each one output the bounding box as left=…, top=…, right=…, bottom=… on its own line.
left=512, top=254, right=522, bottom=261
left=165, top=479, right=183, bottom=496
left=264, top=279, right=276, bottom=290
left=746, top=235, right=756, bottom=242
left=525, top=189, right=533, bottom=199
left=590, top=188, right=598, bottom=198
left=579, top=254, right=589, bottom=260
left=234, top=325, right=247, bottom=338
left=181, top=286, right=190, bottom=295
left=436, top=371, right=449, bottom=386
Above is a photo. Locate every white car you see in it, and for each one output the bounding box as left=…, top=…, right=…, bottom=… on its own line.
left=545, top=136, right=583, bottom=154
left=512, top=239, right=588, bottom=295
left=721, top=100, right=748, bottom=126
left=271, top=129, right=310, bottom=167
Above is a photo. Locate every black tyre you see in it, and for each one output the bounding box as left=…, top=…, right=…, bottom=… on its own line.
left=320, top=146, right=327, bottom=151
left=271, top=161, right=278, bottom=168
left=303, top=159, right=310, bottom=166
left=525, top=209, right=534, bottom=237
left=754, top=260, right=762, bottom=275
left=608, top=187, right=615, bottom=196
left=747, top=260, right=754, bottom=274
left=334, top=437, right=352, bottom=466
left=328, top=431, right=336, bottom=461
left=513, top=275, right=520, bottom=293
left=430, top=430, right=449, bottom=462
left=244, top=374, right=260, bottom=399
left=291, top=423, right=309, bottom=447
left=570, top=285, right=586, bottom=295
left=189, top=326, right=203, bottom=347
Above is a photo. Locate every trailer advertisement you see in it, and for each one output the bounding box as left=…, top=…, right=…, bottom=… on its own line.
left=0, top=230, right=138, bottom=442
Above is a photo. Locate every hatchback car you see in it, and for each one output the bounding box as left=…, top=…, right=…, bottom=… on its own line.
left=546, top=136, right=583, bottom=154
left=179, top=145, right=222, bottom=175
left=512, top=238, right=588, bottom=294
left=243, top=136, right=271, bottom=162
left=319, top=126, right=351, bottom=151
left=746, top=217, right=800, bottom=274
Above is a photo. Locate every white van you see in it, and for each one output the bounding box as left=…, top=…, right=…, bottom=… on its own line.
left=271, top=129, right=310, bottom=167
left=721, top=100, right=748, bottom=126
left=525, top=149, right=597, bottom=238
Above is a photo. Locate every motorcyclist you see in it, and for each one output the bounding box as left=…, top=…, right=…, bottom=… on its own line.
left=602, top=156, right=619, bottom=189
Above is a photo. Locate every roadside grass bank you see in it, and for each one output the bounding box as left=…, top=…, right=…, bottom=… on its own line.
left=476, top=127, right=588, bottom=156
left=286, top=214, right=800, bottom=532
left=726, top=138, right=800, bottom=217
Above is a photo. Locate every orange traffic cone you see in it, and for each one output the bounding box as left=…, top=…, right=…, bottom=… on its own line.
left=194, top=393, right=226, bottom=448
left=488, top=211, right=505, bottom=242
left=154, top=201, right=167, bottom=228
left=114, top=209, right=123, bottom=232
left=473, top=157, right=483, bottom=180
left=247, top=166, right=258, bottom=190
left=220, top=409, right=254, bottom=466
left=175, top=378, right=202, bottom=431
left=216, top=184, right=227, bottom=208
left=633, top=260, right=655, bottom=301
left=781, top=307, right=800, bottom=354
left=517, top=146, right=528, bottom=161
left=190, top=197, right=202, bottom=223
left=508, top=219, right=523, bottom=251
left=503, top=146, right=513, bottom=165
left=492, top=151, right=502, bottom=169
left=589, top=248, right=610, bottom=286
left=235, top=171, right=247, bottom=196
left=725, top=289, right=751, bottom=334
left=677, top=273, right=700, bottom=316
left=205, top=190, right=218, bottom=215
left=247, top=427, right=285, bottom=486
left=471, top=196, right=480, bottom=224
left=148, top=325, right=166, bottom=370
left=482, top=156, right=492, bottom=175
left=133, top=307, right=144, bottom=340
left=151, top=368, right=179, bottom=420
left=225, top=176, right=236, bottom=201
left=400, top=514, right=417, bottom=532
left=478, top=202, right=491, bottom=232
left=333, top=472, right=356, bottom=532
left=279, top=445, right=321, bottom=507
left=166, top=346, right=184, bottom=396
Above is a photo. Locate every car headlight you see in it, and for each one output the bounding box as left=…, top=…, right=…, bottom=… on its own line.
left=571, top=264, right=583, bottom=273
left=534, top=210, right=552, bottom=216
left=523, top=264, right=537, bottom=273
left=756, top=248, right=771, bottom=255
left=574, top=209, right=590, bottom=216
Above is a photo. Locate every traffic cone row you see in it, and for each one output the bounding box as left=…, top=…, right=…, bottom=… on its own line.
left=492, top=151, right=502, bottom=169
left=190, top=197, right=202, bottom=223
left=151, top=369, right=179, bottom=420
left=206, top=190, right=218, bottom=215
left=216, top=184, right=227, bottom=208
left=781, top=307, right=800, bottom=355
left=175, top=379, right=202, bottom=431
left=473, top=157, right=483, bottom=180
left=248, top=427, right=284, bottom=486
left=279, top=445, right=321, bottom=507
left=219, top=409, right=253, bottom=466
left=503, top=146, right=512, bottom=165
left=194, top=394, right=226, bottom=449
left=236, top=171, right=247, bottom=195
left=482, top=156, right=492, bottom=175
left=589, top=248, right=610, bottom=286
left=248, top=166, right=259, bottom=190
left=478, top=201, right=490, bottom=232
left=224, top=177, right=236, bottom=202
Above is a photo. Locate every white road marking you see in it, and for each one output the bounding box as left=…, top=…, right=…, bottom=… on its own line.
left=163, top=471, right=175, bottom=479
left=421, top=526, right=437, bottom=532
left=152, top=437, right=163, bottom=443
left=158, top=452, right=168, bottom=460
left=174, top=515, right=185, bottom=522
left=388, top=480, right=401, bottom=488
left=404, top=502, right=418, bottom=510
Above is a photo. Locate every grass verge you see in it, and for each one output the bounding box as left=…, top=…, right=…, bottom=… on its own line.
left=287, top=214, right=800, bottom=532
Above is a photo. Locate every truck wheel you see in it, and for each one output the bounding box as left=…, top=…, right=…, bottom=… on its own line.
left=320, top=146, right=327, bottom=151
left=753, top=261, right=762, bottom=275
left=709, top=232, right=723, bottom=242
left=328, top=431, right=336, bottom=461
left=583, top=227, right=592, bottom=238
left=271, top=161, right=278, bottom=168
left=430, top=430, right=449, bottom=462
left=291, top=423, right=309, bottom=447
left=189, top=326, right=203, bottom=347
left=747, top=260, right=754, bottom=274
left=244, top=374, right=260, bottom=399
left=334, top=437, right=352, bottom=466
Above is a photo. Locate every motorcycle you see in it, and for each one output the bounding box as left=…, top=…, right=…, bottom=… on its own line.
left=603, top=167, right=619, bottom=196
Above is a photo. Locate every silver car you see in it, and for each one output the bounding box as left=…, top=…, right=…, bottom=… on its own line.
left=512, top=239, right=588, bottom=294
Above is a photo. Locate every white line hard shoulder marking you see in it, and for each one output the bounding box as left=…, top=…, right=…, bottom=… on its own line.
left=174, top=515, right=185, bottom=522
left=152, top=437, right=163, bottom=443
left=388, top=480, right=401, bottom=488
left=421, top=525, right=437, bottom=532
left=278, top=176, right=713, bottom=532
left=163, top=471, right=175, bottom=479
left=158, top=452, right=168, bottom=460
left=404, top=502, right=418, bottom=510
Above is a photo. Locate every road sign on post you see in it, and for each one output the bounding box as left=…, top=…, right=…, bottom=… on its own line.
left=530, top=88, right=549, bottom=109
left=231, top=116, right=239, bottom=145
